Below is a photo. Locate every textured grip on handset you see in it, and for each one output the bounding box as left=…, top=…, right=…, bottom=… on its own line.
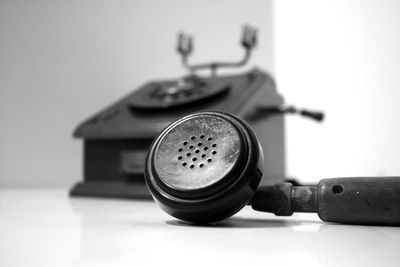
left=317, top=177, right=400, bottom=225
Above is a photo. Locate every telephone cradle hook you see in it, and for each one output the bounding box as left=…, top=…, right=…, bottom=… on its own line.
left=177, top=24, right=257, bottom=76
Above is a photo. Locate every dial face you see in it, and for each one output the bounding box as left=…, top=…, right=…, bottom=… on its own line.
left=129, top=76, right=230, bottom=109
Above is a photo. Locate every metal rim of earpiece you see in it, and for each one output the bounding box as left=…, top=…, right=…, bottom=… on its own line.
left=145, top=111, right=264, bottom=224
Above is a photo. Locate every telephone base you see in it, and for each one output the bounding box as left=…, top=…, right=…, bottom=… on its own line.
left=72, top=69, right=286, bottom=200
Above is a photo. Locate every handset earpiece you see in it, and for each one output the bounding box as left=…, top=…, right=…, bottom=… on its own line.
left=145, top=111, right=264, bottom=223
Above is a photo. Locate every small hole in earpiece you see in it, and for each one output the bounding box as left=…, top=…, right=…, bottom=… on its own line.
left=183, top=142, right=188, bottom=146
left=208, top=137, right=212, bottom=141
left=200, top=135, right=205, bottom=139
left=186, top=153, right=191, bottom=157
left=199, top=164, right=204, bottom=168
left=201, top=154, right=206, bottom=158
left=332, top=185, right=344, bottom=195
left=204, top=147, right=208, bottom=150
left=178, top=148, right=183, bottom=152
left=207, top=158, right=212, bottom=162
left=198, top=143, right=202, bottom=146
left=182, top=162, right=187, bottom=166
left=190, top=164, right=194, bottom=169
left=195, top=149, right=200, bottom=153
left=191, top=136, right=196, bottom=140
left=212, top=151, right=216, bottom=155
left=178, top=156, right=182, bottom=160
left=212, top=144, right=217, bottom=148
left=189, top=145, right=194, bottom=149
left=192, top=158, right=197, bottom=161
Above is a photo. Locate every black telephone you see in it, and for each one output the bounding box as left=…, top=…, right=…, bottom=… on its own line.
left=71, top=25, right=322, bottom=199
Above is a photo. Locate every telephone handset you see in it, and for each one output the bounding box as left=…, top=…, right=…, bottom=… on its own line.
left=145, top=111, right=400, bottom=226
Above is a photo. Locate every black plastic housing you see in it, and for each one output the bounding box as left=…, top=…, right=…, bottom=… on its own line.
left=145, top=111, right=264, bottom=223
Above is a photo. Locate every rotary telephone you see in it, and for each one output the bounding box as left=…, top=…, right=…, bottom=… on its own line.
left=71, top=25, right=322, bottom=199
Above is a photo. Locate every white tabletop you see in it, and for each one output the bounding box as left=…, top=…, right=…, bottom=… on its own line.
left=1, top=189, right=399, bottom=267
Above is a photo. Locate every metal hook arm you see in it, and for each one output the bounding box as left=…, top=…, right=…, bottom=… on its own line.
left=177, top=25, right=257, bottom=76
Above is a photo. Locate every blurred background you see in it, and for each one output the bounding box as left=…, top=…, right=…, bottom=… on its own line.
left=1, top=0, right=399, bottom=187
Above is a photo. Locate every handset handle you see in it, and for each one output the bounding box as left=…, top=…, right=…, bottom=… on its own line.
left=317, top=177, right=400, bottom=225
left=252, top=177, right=400, bottom=226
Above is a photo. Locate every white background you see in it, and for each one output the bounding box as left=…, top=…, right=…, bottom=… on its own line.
left=276, top=0, right=400, bottom=182
left=1, top=0, right=400, bottom=186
